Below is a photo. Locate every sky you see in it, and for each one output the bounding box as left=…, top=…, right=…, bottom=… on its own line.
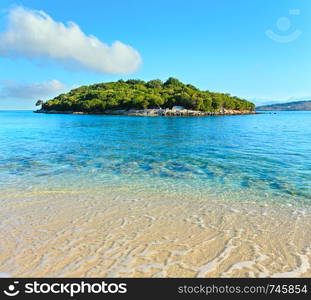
left=0, top=0, right=310, bottom=109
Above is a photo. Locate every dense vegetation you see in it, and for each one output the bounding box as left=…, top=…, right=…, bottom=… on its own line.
left=37, top=78, right=255, bottom=112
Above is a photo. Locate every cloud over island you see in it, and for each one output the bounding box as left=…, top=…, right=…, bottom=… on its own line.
left=0, top=6, right=142, bottom=74
left=0, top=79, right=67, bottom=100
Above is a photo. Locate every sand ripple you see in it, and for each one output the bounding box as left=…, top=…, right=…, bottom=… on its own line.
left=0, top=190, right=311, bottom=277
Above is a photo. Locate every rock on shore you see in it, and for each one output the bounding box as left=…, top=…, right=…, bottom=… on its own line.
left=35, top=108, right=256, bottom=116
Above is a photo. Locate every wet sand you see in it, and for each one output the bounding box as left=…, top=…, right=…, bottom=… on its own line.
left=0, top=190, right=311, bottom=277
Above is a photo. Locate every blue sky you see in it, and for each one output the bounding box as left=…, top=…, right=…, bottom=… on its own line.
left=0, top=0, right=310, bottom=109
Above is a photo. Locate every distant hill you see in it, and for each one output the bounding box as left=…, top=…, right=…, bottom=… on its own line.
left=256, top=100, right=311, bottom=111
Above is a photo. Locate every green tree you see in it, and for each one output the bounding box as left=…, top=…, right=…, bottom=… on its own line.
left=35, top=100, right=44, bottom=107
left=38, top=78, right=255, bottom=113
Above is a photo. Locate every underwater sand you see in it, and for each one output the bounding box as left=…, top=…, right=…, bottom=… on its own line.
left=0, top=189, right=310, bottom=278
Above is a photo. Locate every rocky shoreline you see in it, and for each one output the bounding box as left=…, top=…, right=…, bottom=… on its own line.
left=35, top=108, right=257, bottom=116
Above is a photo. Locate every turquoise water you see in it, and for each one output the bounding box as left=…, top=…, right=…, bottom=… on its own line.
left=1, top=111, right=311, bottom=208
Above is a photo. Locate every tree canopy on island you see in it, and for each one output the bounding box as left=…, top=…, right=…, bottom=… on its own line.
left=38, top=78, right=255, bottom=112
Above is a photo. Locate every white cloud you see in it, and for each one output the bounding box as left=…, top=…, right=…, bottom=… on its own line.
left=0, top=79, right=67, bottom=99
left=0, top=6, right=142, bottom=74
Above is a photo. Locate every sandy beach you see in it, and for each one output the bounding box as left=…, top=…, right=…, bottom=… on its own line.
left=1, top=189, right=310, bottom=278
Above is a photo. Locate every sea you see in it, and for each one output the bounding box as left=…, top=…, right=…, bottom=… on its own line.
left=1, top=110, right=310, bottom=209
left=1, top=110, right=311, bottom=277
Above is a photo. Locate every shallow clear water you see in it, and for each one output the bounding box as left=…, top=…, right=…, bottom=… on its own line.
left=1, top=111, right=311, bottom=208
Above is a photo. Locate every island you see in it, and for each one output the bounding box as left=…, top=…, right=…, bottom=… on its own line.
left=35, top=78, right=256, bottom=116
left=256, top=100, right=311, bottom=111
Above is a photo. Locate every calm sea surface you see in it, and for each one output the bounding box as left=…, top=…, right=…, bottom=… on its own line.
left=1, top=111, right=310, bottom=208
